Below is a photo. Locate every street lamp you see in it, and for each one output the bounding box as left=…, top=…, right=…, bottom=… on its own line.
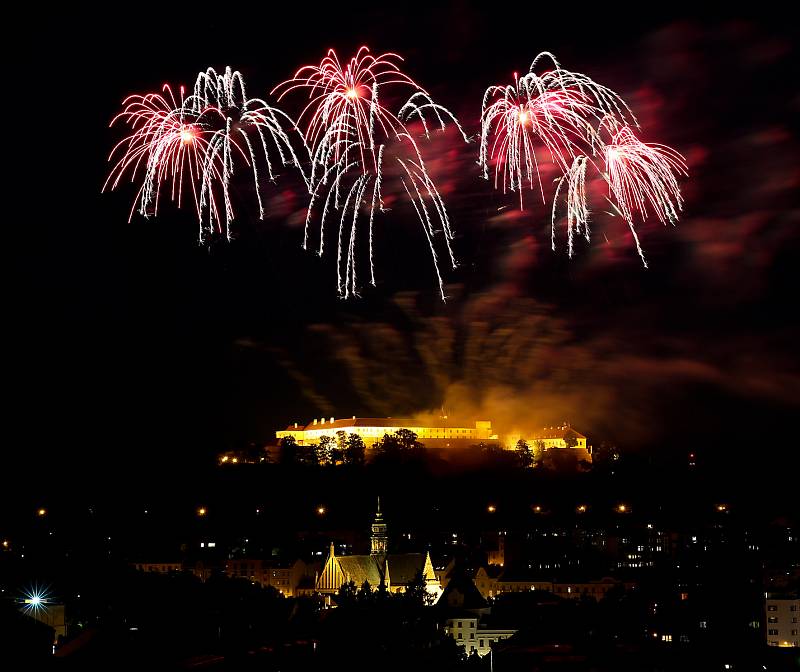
left=197, top=507, right=207, bottom=517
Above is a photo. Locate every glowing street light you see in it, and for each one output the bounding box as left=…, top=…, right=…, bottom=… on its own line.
left=316, top=506, right=326, bottom=516
left=532, top=505, right=543, bottom=514
left=616, top=503, right=629, bottom=514
left=37, top=508, right=46, bottom=517
left=716, top=503, right=728, bottom=513
left=487, top=505, right=497, bottom=514
left=197, top=507, right=207, bottom=517
left=21, top=586, right=51, bottom=616
left=576, top=504, right=588, bottom=514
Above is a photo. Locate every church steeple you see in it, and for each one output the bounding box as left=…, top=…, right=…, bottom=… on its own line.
left=370, top=497, right=387, bottom=556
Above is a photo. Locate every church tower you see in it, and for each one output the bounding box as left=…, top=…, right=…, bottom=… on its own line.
left=370, top=497, right=387, bottom=556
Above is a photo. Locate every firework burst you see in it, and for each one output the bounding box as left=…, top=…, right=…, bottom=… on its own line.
left=104, top=84, right=212, bottom=223
left=599, top=117, right=688, bottom=265
left=104, top=67, right=304, bottom=241
left=482, top=52, right=687, bottom=265
left=275, top=46, right=468, bottom=300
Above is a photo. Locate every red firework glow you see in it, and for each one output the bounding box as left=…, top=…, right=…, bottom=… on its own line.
left=273, top=46, right=421, bottom=173
left=481, top=52, right=688, bottom=266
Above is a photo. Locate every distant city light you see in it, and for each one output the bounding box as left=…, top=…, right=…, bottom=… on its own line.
left=37, top=508, right=46, bottom=517
left=716, top=503, right=728, bottom=512
left=197, top=507, right=207, bottom=517
left=576, top=505, right=588, bottom=513
left=487, top=505, right=497, bottom=513
left=532, top=505, right=543, bottom=513
left=616, top=504, right=629, bottom=513
left=317, top=506, right=326, bottom=515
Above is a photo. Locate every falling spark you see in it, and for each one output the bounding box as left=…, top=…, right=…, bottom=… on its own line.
left=600, top=117, right=688, bottom=266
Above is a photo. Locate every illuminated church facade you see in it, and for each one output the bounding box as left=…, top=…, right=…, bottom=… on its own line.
left=315, top=500, right=441, bottom=597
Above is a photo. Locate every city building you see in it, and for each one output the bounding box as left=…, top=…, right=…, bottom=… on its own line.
left=443, top=613, right=517, bottom=657
left=765, top=593, right=800, bottom=647
left=472, top=566, right=627, bottom=602
left=132, top=562, right=183, bottom=574
left=225, top=558, right=310, bottom=597
left=316, top=500, right=441, bottom=598
left=277, top=416, right=496, bottom=448
left=524, top=424, right=591, bottom=462
left=438, top=575, right=517, bottom=657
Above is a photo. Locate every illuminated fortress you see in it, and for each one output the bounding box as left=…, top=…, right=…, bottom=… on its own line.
left=276, top=416, right=590, bottom=460
left=276, top=416, right=497, bottom=449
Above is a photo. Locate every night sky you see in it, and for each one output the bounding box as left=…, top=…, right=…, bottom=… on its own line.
left=9, top=5, right=798, bottom=497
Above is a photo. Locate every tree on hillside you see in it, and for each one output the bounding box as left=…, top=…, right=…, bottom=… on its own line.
left=334, top=431, right=348, bottom=465
left=279, top=436, right=297, bottom=465
left=563, top=429, right=579, bottom=450
left=344, top=433, right=366, bottom=466
left=373, top=430, right=426, bottom=462
left=515, top=439, right=533, bottom=469
left=337, top=579, right=357, bottom=607
left=357, top=580, right=373, bottom=604
left=543, top=447, right=579, bottom=472
left=316, top=435, right=334, bottom=465
left=404, top=569, right=436, bottom=607
left=532, top=439, right=546, bottom=467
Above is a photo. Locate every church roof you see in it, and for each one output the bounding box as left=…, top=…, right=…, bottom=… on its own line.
left=337, top=555, right=385, bottom=587
left=438, top=575, right=489, bottom=610
left=385, top=553, right=428, bottom=585
left=334, top=553, right=428, bottom=588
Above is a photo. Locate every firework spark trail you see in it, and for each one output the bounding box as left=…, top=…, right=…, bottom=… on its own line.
left=187, top=66, right=308, bottom=241
left=105, top=68, right=306, bottom=242
left=598, top=117, right=688, bottom=266
left=551, top=155, right=590, bottom=258
left=482, top=51, right=687, bottom=265
left=275, top=46, right=468, bottom=300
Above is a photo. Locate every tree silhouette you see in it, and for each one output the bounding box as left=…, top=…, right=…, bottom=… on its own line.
left=317, top=435, right=334, bottom=465
left=515, top=439, right=533, bottom=468
left=344, top=433, right=366, bottom=466
left=279, top=436, right=298, bottom=465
